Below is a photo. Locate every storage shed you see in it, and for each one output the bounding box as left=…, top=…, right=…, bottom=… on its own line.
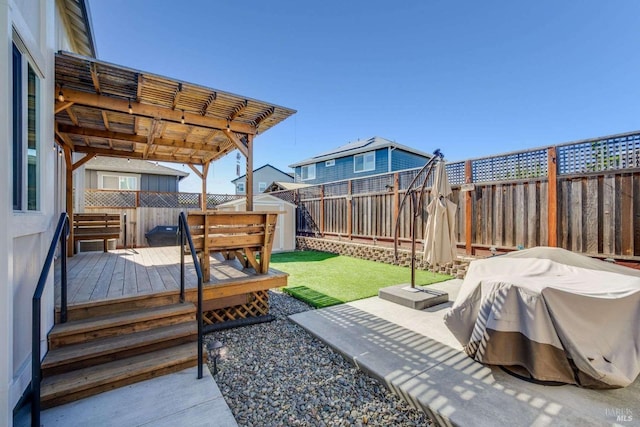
left=217, top=194, right=296, bottom=252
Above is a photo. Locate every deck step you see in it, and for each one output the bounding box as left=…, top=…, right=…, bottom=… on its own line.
left=48, top=303, right=196, bottom=349
left=42, top=322, right=197, bottom=376
left=40, top=343, right=204, bottom=409
left=58, top=291, right=184, bottom=322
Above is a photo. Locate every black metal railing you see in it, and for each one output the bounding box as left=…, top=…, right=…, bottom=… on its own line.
left=178, top=212, right=204, bottom=379
left=31, top=213, right=69, bottom=427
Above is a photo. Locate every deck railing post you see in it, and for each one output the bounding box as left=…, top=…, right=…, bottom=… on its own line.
left=179, top=215, right=185, bottom=303
left=32, top=213, right=69, bottom=427
left=61, top=216, right=69, bottom=323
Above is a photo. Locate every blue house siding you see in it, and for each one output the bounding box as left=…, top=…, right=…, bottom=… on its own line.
left=296, top=148, right=392, bottom=184
left=391, top=150, right=428, bottom=171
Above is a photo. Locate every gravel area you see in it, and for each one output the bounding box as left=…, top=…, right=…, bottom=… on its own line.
left=205, top=290, right=430, bottom=426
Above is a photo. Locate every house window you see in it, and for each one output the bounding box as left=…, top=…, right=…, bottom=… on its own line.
left=237, top=182, right=245, bottom=194
left=99, top=173, right=138, bottom=190
left=13, top=42, right=41, bottom=211
left=354, top=151, right=375, bottom=173
left=301, top=164, right=316, bottom=181
left=258, top=182, right=267, bottom=192
left=325, top=159, right=335, bottom=167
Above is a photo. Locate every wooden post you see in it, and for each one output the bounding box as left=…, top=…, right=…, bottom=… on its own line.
left=201, top=161, right=210, bottom=211
left=547, top=147, right=558, bottom=247
left=63, top=147, right=74, bottom=256
left=246, top=134, right=254, bottom=211
left=393, top=172, right=399, bottom=239
left=465, top=160, right=473, bottom=255
left=346, top=180, right=352, bottom=240
left=202, top=213, right=210, bottom=282
left=319, top=185, right=325, bottom=236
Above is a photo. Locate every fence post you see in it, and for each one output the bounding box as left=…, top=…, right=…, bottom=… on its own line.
left=465, top=160, right=473, bottom=255
left=319, top=185, right=325, bottom=236
left=393, top=172, right=400, bottom=232
left=347, top=181, right=352, bottom=239
left=547, top=147, right=558, bottom=247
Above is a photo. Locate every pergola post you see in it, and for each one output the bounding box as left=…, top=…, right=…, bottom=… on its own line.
left=245, top=134, right=254, bottom=211
left=201, top=161, right=210, bottom=211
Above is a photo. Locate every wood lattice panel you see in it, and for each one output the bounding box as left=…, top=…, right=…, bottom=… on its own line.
left=202, top=291, right=269, bottom=324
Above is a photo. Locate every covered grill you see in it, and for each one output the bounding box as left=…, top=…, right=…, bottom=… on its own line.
left=145, top=226, right=179, bottom=247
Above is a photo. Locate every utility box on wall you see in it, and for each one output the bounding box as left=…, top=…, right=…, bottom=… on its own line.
left=217, top=194, right=296, bottom=252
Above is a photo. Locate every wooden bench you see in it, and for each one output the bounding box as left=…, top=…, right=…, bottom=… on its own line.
left=73, top=213, right=121, bottom=253
left=187, top=211, right=280, bottom=282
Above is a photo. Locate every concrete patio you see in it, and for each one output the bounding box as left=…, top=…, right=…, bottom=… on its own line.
left=290, top=279, right=640, bottom=426
left=17, top=366, right=236, bottom=427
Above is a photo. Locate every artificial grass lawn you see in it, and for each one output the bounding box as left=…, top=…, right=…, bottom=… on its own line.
left=271, top=250, right=452, bottom=308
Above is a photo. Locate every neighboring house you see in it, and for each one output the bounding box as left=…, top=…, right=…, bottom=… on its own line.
left=289, top=136, right=432, bottom=185
left=1, top=1, right=95, bottom=423
left=264, top=181, right=312, bottom=193
left=81, top=157, right=188, bottom=192
left=231, top=164, right=293, bottom=195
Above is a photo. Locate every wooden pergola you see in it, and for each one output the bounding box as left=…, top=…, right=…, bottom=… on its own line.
left=54, top=51, right=296, bottom=254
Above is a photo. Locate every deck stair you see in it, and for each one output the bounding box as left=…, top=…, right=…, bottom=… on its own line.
left=40, top=302, right=202, bottom=409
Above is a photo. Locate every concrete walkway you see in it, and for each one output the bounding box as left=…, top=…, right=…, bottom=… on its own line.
left=290, top=280, right=640, bottom=427
left=31, top=366, right=236, bottom=427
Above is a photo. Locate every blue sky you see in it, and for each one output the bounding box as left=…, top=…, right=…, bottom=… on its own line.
left=88, top=1, right=640, bottom=194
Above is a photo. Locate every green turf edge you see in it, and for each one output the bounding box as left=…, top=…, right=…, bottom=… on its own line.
left=282, top=286, right=344, bottom=308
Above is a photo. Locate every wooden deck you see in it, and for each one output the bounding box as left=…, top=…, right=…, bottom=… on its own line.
left=55, top=246, right=286, bottom=307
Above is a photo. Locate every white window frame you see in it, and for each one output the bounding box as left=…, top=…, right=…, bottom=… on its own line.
left=97, top=172, right=140, bottom=190
left=236, top=182, right=246, bottom=194
left=301, top=164, right=316, bottom=181
left=325, top=159, right=335, bottom=167
left=354, top=151, right=376, bottom=173
left=12, top=40, right=42, bottom=212
left=258, top=182, right=267, bottom=192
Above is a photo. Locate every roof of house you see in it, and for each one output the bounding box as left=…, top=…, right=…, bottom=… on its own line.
left=231, top=164, right=294, bottom=183
left=59, top=0, right=97, bottom=57
left=84, top=157, right=189, bottom=178
left=217, top=193, right=297, bottom=208
left=289, top=136, right=432, bottom=168
left=264, top=181, right=312, bottom=192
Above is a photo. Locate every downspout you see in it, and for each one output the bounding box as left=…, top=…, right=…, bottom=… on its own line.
left=388, top=146, right=396, bottom=172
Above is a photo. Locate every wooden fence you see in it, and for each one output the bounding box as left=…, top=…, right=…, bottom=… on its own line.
left=271, top=131, right=640, bottom=260
left=82, top=190, right=242, bottom=247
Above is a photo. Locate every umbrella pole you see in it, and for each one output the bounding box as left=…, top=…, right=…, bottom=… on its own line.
left=410, top=190, right=417, bottom=288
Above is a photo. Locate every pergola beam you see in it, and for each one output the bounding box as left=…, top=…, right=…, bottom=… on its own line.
left=72, top=153, right=96, bottom=171
left=223, top=131, right=248, bottom=158
left=58, top=124, right=226, bottom=153
left=59, top=88, right=256, bottom=135
left=228, top=99, right=248, bottom=121
left=73, top=145, right=206, bottom=164
left=55, top=101, right=74, bottom=114
left=90, top=63, right=101, bottom=93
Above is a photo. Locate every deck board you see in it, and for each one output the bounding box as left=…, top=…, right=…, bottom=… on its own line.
left=55, top=247, right=282, bottom=307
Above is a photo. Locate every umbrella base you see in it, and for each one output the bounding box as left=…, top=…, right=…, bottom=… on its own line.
left=379, top=284, right=449, bottom=310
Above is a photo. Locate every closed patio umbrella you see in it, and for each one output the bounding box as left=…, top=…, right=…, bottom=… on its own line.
left=423, top=160, right=457, bottom=266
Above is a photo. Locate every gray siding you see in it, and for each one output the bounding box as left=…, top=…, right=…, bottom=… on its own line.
left=85, top=170, right=180, bottom=192
left=234, top=166, right=293, bottom=195
left=141, top=175, right=179, bottom=192
left=294, top=148, right=429, bottom=184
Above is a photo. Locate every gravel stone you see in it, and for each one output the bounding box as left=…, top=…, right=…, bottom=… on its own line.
left=205, top=289, right=430, bottom=426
